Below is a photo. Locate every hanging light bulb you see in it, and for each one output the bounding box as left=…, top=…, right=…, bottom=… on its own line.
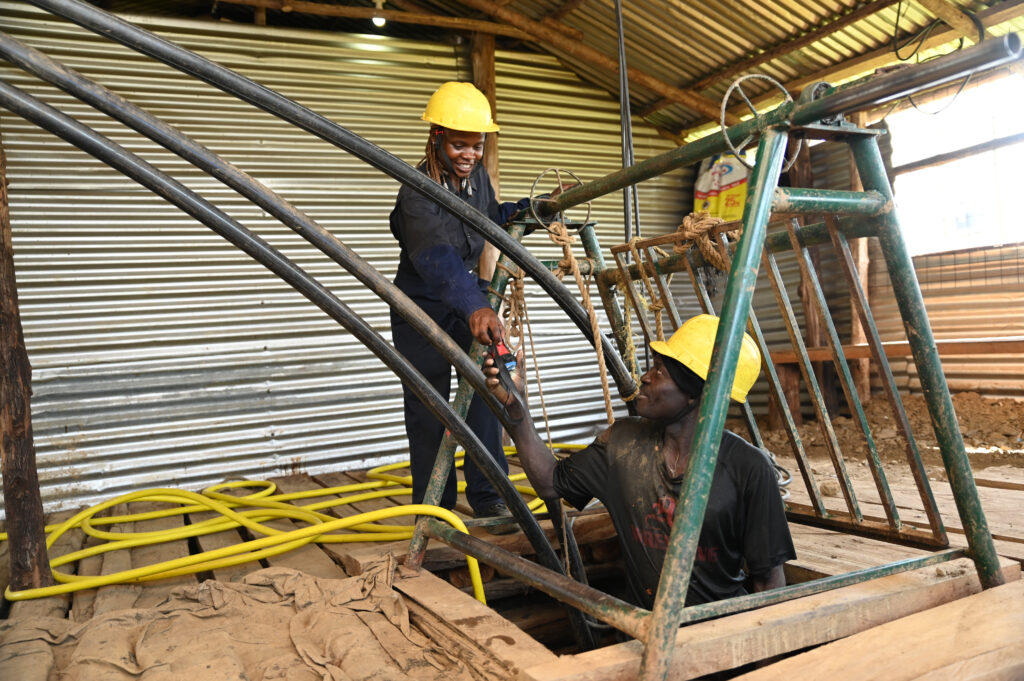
left=372, top=0, right=386, bottom=27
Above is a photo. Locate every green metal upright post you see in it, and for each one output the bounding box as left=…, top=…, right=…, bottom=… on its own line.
left=638, top=128, right=789, bottom=680
left=850, top=136, right=1004, bottom=589
left=579, top=223, right=641, bottom=390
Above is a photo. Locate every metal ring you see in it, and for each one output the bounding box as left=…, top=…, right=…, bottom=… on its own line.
left=529, top=167, right=591, bottom=230
left=719, top=74, right=803, bottom=173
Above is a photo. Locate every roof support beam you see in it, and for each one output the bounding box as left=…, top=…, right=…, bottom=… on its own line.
left=546, top=0, right=590, bottom=23
left=914, top=0, right=985, bottom=41
left=454, top=0, right=739, bottom=123
left=218, top=0, right=536, bottom=40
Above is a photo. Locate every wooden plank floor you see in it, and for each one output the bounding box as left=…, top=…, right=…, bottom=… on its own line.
left=4, top=460, right=1024, bottom=680
left=778, top=454, right=1024, bottom=562
left=6, top=459, right=1024, bottom=616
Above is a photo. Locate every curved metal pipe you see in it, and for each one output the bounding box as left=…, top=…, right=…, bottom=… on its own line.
left=0, top=79, right=570, bottom=585
left=25, top=0, right=638, bottom=401
left=0, top=30, right=513, bottom=431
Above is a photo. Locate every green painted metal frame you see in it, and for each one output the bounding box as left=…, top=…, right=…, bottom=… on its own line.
left=637, top=126, right=790, bottom=679
left=849, top=136, right=1004, bottom=590
left=406, top=119, right=1003, bottom=679
left=784, top=219, right=900, bottom=526
left=423, top=38, right=1013, bottom=677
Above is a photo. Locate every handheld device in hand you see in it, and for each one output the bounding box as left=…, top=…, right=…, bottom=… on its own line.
left=488, top=337, right=518, bottom=395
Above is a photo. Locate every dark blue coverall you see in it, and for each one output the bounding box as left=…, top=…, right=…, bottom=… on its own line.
left=389, top=162, right=530, bottom=512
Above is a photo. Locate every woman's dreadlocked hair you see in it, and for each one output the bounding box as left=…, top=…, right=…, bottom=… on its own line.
left=422, top=125, right=450, bottom=186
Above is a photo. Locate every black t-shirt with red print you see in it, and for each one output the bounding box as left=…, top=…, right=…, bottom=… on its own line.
left=553, top=417, right=795, bottom=610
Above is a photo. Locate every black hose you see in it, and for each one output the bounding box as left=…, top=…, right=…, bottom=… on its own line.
left=0, top=30, right=514, bottom=431
left=0, top=79, right=574, bottom=609
left=0, top=24, right=600, bottom=648
left=25, top=0, right=638, bottom=402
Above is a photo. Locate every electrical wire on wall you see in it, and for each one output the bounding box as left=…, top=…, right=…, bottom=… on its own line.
left=887, top=1, right=986, bottom=117
left=613, top=0, right=649, bottom=371
left=614, top=0, right=641, bottom=246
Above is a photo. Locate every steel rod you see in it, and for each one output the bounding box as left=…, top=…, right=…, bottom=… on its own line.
left=678, top=548, right=966, bottom=624
left=784, top=219, right=901, bottom=528
left=645, top=243, right=682, bottom=332
left=682, top=249, right=826, bottom=513
left=541, top=34, right=1022, bottom=216
left=785, top=503, right=948, bottom=546
left=640, top=128, right=788, bottom=681
left=612, top=248, right=655, bottom=342
left=598, top=216, right=880, bottom=291
left=0, top=30, right=514, bottom=431
left=826, top=218, right=946, bottom=541
left=850, top=135, right=1004, bottom=588
left=0, top=80, right=550, bottom=583
left=580, top=224, right=639, bottom=397
left=681, top=248, right=760, bottom=447
left=25, top=0, right=637, bottom=400
left=424, top=519, right=650, bottom=641
left=762, top=246, right=863, bottom=520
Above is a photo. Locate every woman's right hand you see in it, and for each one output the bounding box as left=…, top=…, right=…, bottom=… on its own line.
left=469, top=307, right=503, bottom=345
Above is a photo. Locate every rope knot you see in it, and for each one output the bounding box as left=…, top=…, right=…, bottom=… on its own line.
left=674, top=211, right=740, bottom=272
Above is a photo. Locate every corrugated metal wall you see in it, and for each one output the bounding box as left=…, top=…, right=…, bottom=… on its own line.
left=0, top=3, right=687, bottom=517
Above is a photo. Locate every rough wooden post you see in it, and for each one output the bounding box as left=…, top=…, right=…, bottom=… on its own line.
left=0, top=140, right=54, bottom=591
left=472, top=32, right=501, bottom=281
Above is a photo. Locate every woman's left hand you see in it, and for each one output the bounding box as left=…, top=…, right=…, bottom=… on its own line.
left=469, top=307, right=503, bottom=345
left=549, top=181, right=578, bottom=199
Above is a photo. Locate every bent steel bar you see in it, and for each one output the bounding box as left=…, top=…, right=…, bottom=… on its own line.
left=850, top=136, right=1005, bottom=588
left=0, top=81, right=569, bottom=575
left=785, top=219, right=900, bottom=528
left=26, top=0, right=637, bottom=401
left=639, top=128, right=789, bottom=681
left=0, top=31, right=563, bottom=578
left=542, top=34, right=1022, bottom=215
left=0, top=30, right=513, bottom=431
left=424, top=519, right=650, bottom=641
left=826, top=219, right=946, bottom=540
left=678, top=548, right=967, bottom=625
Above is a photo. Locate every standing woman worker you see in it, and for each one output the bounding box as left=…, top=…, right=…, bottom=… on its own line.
left=389, top=81, right=528, bottom=531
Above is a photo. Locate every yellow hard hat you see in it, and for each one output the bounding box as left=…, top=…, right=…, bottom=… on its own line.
left=421, top=82, right=500, bottom=133
left=649, top=314, right=762, bottom=403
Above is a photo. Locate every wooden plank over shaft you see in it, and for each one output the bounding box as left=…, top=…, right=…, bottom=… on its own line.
left=734, top=579, right=1024, bottom=680
left=521, top=556, right=1020, bottom=681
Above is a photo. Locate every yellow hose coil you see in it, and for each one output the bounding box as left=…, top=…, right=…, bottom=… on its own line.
left=1, top=444, right=586, bottom=605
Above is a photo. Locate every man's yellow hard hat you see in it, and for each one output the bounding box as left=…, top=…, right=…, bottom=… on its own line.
left=421, top=82, right=500, bottom=133
left=649, top=314, right=762, bottom=403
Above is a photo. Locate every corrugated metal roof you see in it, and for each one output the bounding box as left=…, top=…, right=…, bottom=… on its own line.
left=96, top=0, right=1024, bottom=138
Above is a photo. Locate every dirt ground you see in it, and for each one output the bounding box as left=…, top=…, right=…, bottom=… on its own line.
left=753, top=392, right=1024, bottom=475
